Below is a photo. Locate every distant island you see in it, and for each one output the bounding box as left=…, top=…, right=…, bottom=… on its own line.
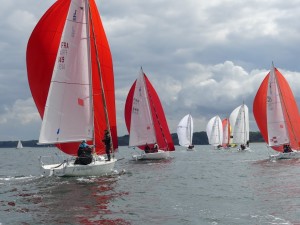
left=0, top=131, right=264, bottom=148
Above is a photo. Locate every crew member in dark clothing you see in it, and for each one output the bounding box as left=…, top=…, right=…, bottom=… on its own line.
left=144, top=143, right=150, bottom=153
left=102, top=130, right=111, bottom=161
left=75, top=140, right=93, bottom=165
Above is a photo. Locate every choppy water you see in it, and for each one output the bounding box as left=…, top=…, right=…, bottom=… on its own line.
left=0, top=143, right=300, bottom=225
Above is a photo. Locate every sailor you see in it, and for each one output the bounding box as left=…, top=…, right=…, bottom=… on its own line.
left=153, top=142, right=159, bottom=152
left=75, top=140, right=93, bottom=165
left=144, top=143, right=150, bottom=153
left=102, top=130, right=111, bottom=161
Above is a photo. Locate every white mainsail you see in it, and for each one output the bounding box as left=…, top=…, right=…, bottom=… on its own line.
left=129, top=69, right=156, bottom=147
left=267, top=63, right=289, bottom=146
left=232, top=104, right=249, bottom=144
left=16, top=140, right=23, bottom=149
left=206, top=116, right=223, bottom=146
left=177, top=114, right=193, bottom=147
left=39, top=1, right=93, bottom=144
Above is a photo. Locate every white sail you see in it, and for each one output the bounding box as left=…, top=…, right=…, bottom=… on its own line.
left=206, top=116, right=223, bottom=146
left=177, top=114, right=193, bottom=147
left=16, top=140, right=23, bottom=149
left=232, top=104, right=249, bottom=144
left=129, top=69, right=156, bottom=147
left=267, top=63, right=289, bottom=146
left=39, top=0, right=93, bottom=144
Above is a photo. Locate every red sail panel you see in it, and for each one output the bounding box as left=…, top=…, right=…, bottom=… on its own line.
left=26, top=0, right=118, bottom=155
left=253, top=74, right=269, bottom=146
left=89, top=0, right=118, bottom=154
left=124, top=81, right=135, bottom=135
left=144, top=74, right=175, bottom=151
left=253, top=69, right=300, bottom=152
left=277, top=69, right=300, bottom=150
left=222, top=118, right=230, bottom=146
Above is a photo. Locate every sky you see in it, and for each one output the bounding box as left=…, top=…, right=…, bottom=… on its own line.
left=1, top=0, right=300, bottom=141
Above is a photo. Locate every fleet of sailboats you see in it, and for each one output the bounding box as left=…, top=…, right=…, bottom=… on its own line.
left=26, top=0, right=118, bottom=176
left=18, top=0, right=300, bottom=175
left=124, top=68, right=175, bottom=160
left=253, top=63, right=300, bottom=160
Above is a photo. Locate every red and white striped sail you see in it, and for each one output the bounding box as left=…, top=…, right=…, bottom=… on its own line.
left=253, top=63, right=300, bottom=152
left=124, top=69, right=175, bottom=151
left=26, top=0, right=118, bottom=155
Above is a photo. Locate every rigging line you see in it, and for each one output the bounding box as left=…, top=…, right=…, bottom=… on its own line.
left=274, top=67, right=298, bottom=148
left=88, top=2, right=114, bottom=157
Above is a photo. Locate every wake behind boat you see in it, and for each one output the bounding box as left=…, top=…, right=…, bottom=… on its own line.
left=26, top=0, right=118, bottom=176
left=124, top=68, right=175, bottom=160
left=253, top=63, right=300, bottom=160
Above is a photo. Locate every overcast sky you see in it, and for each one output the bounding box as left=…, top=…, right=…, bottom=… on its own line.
left=1, top=0, right=300, bottom=141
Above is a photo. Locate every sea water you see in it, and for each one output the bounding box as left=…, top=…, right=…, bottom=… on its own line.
left=0, top=143, right=299, bottom=224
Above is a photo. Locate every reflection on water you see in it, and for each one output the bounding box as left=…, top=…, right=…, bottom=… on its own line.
left=37, top=176, right=130, bottom=225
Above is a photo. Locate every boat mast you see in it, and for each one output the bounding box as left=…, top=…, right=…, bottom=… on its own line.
left=88, top=2, right=114, bottom=156
left=85, top=0, right=95, bottom=148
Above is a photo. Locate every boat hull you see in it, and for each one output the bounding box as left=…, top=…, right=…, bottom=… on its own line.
left=41, top=157, right=116, bottom=177
left=132, top=150, right=170, bottom=160
left=270, top=151, right=300, bottom=160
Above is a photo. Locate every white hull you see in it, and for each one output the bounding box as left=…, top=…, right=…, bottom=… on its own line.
left=132, top=150, right=170, bottom=160
left=40, top=156, right=116, bottom=177
left=270, top=151, right=300, bottom=160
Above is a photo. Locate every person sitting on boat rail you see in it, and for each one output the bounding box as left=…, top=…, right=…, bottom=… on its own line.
left=283, top=144, right=292, bottom=153
left=102, top=129, right=111, bottom=161
left=75, top=140, right=93, bottom=165
left=152, top=143, right=159, bottom=152
left=144, top=143, right=150, bottom=153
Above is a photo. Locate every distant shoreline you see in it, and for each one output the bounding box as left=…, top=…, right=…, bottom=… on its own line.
left=0, top=131, right=264, bottom=148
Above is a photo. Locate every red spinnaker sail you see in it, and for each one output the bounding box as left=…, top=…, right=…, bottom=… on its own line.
left=253, top=68, right=300, bottom=152
left=124, top=73, right=175, bottom=151
left=222, top=118, right=230, bottom=147
left=26, top=0, right=118, bottom=155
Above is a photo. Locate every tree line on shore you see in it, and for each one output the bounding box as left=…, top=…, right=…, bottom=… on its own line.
left=1, top=131, right=264, bottom=148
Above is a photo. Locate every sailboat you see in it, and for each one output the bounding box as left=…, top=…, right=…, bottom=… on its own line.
left=253, top=63, right=300, bottom=160
left=16, top=140, right=23, bottom=149
left=206, top=116, right=223, bottom=149
left=26, top=0, right=118, bottom=176
left=222, top=118, right=230, bottom=149
left=177, top=114, right=194, bottom=150
left=124, top=68, right=175, bottom=160
left=230, top=104, right=250, bottom=151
